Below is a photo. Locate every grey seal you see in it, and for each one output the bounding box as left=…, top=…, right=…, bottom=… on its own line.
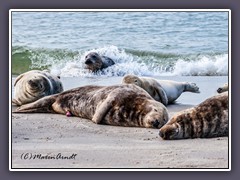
left=84, top=52, right=115, bottom=72
left=14, top=84, right=169, bottom=128
left=12, top=70, right=63, bottom=106
left=122, top=74, right=200, bottom=106
left=159, top=92, right=228, bottom=140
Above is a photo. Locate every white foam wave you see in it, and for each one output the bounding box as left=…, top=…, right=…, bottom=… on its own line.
left=170, top=54, right=228, bottom=76
left=49, top=45, right=228, bottom=77
left=50, top=45, right=159, bottom=77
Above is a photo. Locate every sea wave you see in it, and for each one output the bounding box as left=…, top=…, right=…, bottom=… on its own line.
left=12, top=45, right=228, bottom=77
left=169, top=54, right=228, bottom=76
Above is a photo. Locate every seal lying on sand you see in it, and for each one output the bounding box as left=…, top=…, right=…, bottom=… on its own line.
left=217, top=83, right=228, bottom=93
left=122, top=75, right=200, bottom=106
left=14, top=84, right=169, bottom=128
left=12, top=70, right=63, bottom=106
left=84, top=52, right=115, bottom=72
left=159, top=92, right=228, bottom=140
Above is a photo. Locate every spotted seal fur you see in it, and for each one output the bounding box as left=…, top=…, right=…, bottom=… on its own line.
left=159, top=92, right=228, bottom=140
left=14, top=84, right=169, bottom=128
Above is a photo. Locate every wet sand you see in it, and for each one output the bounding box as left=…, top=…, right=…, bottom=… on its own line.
left=10, top=76, right=229, bottom=169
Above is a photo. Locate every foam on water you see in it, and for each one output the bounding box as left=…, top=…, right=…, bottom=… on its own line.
left=11, top=12, right=229, bottom=77
left=50, top=45, right=160, bottom=77
left=170, top=54, right=228, bottom=76
left=49, top=46, right=228, bottom=77
left=12, top=45, right=228, bottom=77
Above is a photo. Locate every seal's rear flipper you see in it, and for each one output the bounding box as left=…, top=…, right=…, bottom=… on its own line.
left=185, top=82, right=200, bottom=93
left=13, top=96, right=56, bottom=113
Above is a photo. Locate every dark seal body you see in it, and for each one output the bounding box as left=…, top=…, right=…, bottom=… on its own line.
left=12, top=70, right=63, bottom=106
left=159, top=92, right=228, bottom=140
left=14, top=84, right=169, bottom=128
left=84, top=52, right=115, bottom=72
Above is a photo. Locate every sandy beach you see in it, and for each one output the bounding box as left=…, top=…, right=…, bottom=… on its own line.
left=10, top=76, right=229, bottom=169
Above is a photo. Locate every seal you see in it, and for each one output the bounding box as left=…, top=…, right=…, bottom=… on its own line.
left=159, top=92, right=228, bottom=140
left=12, top=70, right=63, bottom=106
left=84, top=52, right=115, bottom=72
left=122, top=75, right=200, bottom=106
left=14, top=84, right=169, bottom=128
left=217, top=83, right=228, bottom=93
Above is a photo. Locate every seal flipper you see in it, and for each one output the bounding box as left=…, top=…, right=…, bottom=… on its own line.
left=184, top=82, right=200, bottom=93
left=92, top=96, right=115, bottom=124
left=155, top=87, right=168, bottom=106
left=13, top=95, right=56, bottom=113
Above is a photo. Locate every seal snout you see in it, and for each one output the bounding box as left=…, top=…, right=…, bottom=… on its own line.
left=28, top=79, right=38, bottom=88
left=153, top=119, right=160, bottom=128
left=85, top=59, right=93, bottom=65
left=159, top=130, right=165, bottom=139
left=217, top=88, right=223, bottom=93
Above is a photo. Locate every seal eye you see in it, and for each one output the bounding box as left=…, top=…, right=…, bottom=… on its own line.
left=92, top=55, right=97, bottom=59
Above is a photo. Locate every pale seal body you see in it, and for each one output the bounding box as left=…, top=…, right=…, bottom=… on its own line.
left=159, top=92, right=228, bottom=140
left=217, top=83, right=228, bottom=93
left=84, top=52, right=115, bottom=72
left=14, top=84, right=169, bottom=128
left=13, top=70, right=63, bottom=106
left=122, top=75, right=200, bottom=105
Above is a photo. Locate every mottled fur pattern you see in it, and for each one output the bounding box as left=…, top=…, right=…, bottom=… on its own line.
left=84, top=52, right=115, bottom=72
left=14, top=84, right=169, bottom=128
left=12, top=70, right=63, bottom=106
left=122, top=74, right=200, bottom=105
left=159, top=92, right=228, bottom=140
left=217, top=83, right=228, bottom=93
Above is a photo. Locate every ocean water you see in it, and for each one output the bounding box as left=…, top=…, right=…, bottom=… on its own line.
left=11, top=11, right=229, bottom=77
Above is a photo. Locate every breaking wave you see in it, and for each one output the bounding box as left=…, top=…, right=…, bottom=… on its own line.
left=12, top=45, right=228, bottom=77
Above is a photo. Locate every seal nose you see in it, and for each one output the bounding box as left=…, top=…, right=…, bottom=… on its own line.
left=159, top=130, right=164, bottom=139
left=153, top=120, right=160, bottom=128
left=28, top=80, right=37, bottom=87
left=217, top=88, right=222, bottom=93
left=85, top=59, right=92, bottom=65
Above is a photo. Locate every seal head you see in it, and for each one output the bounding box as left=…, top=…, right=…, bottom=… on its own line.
left=12, top=70, right=63, bottom=106
left=84, top=52, right=115, bottom=72
left=159, top=92, right=228, bottom=140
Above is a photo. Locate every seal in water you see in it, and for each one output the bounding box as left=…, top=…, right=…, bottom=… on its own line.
left=84, top=52, right=115, bottom=72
